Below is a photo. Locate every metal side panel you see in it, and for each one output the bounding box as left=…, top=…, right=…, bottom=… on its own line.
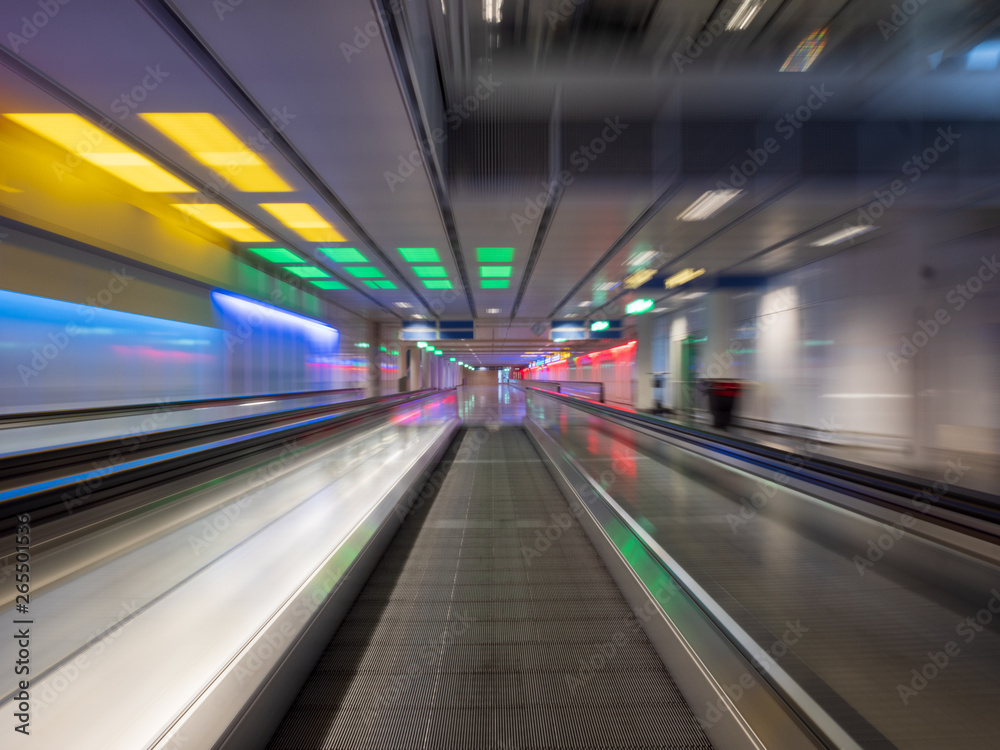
left=150, top=417, right=461, bottom=750
left=523, top=417, right=831, bottom=750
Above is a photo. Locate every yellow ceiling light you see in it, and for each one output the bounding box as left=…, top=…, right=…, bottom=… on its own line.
left=172, top=203, right=271, bottom=242
left=7, top=113, right=194, bottom=193
left=258, top=203, right=346, bottom=242
left=139, top=113, right=291, bottom=192
left=665, top=268, right=706, bottom=289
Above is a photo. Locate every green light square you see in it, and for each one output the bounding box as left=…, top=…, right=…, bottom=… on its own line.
left=481, top=280, right=509, bottom=289
left=309, top=279, right=348, bottom=290
left=284, top=265, right=330, bottom=279
left=399, top=247, right=440, bottom=263
left=363, top=280, right=397, bottom=290
left=249, top=247, right=304, bottom=263
left=342, top=266, right=384, bottom=279
left=480, top=265, right=512, bottom=278
left=423, top=279, right=453, bottom=289
left=320, top=247, right=366, bottom=263
left=412, top=266, right=447, bottom=278
left=476, top=247, right=514, bottom=262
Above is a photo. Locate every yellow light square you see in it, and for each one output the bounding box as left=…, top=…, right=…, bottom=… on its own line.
left=259, top=203, right=346, bottom=242
left=7, top=113, right=194, bottom=193
left=172, top=203, right=271, bottom=242
left=140, top=113, right=291, bottom=192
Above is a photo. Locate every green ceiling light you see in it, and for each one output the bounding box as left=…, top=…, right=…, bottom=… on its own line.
left=320, top=247, right=367, bottom=263
left=626, top=298, right=655, bottom=315
left=449, top=357, right=456, bottom=362
left=249, top=247, right=304, bottom=263
left=480, top=266, right=512, bottom=278
left=423, top=280, right=453, bottom=289
left=417, top=342, right=427, bottom=348
left=481, top=280, right=509, bottom=289
left=590, top=320, right=610, bottom=332
left=284, top=265, right=331, bottom=279
left=309, top=279, right=349, bottom=290
left=355, top=342, right=370, bottom=348
left=412, top=266, right=448, bottom=278
left=363, top=280, right=397, bottom=289
left=342, top=266, right=384, bottom=278
left=399, top=247, right=440, bottom=263
left=476, top=247, right=514, bottom=263
left=434, top=350, right=443, bottom=355
left=391, top=350, right=399, bottom=355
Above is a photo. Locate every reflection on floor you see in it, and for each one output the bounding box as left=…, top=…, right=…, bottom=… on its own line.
left=457, top=384, right=525, bottom=426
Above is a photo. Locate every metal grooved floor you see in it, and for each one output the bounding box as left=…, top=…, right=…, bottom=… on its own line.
left=268, top=428, right=714, bottom=750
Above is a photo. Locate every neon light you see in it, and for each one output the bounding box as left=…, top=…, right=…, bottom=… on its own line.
left=626, top=299, right=654, bottom=315
left=211, top=291, right=338, bottom=348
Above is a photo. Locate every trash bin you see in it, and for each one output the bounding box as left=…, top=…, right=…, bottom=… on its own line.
left=704, top=380, right=742, bottom=429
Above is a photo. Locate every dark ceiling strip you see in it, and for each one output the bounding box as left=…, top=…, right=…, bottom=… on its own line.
left=372, top=0, right=478, bottom=317
left=748, top=0, right=794, bottom=47
left=694, top=0, right=728, bottom=42
left=0, top=45, right=398, bottom=319
left=136, top=0, right=429, bottom=315
left=826, top=0, right=864, bottom=28
left=547, top=178, right=685, bottom=319
left=510, top=90, right=564, bottom=320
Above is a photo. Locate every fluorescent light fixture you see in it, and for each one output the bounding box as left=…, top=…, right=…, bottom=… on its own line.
left=364, top=280, right=397, bottom=289
left=477, top=247, right=514, bottom=262
left=172, top=203, right=271, bottom=242
left=434, top=350, right=443, bottom=355
left=665, top=268, right=706, bottom=289
left=626, top=299, right=655, bottom=315
left=394, top=302, right=413, bottom=309
left=8, top=113, right=195, bottom=192
left=681, top=292, right=707, bottom=300
left=625, top=269, right=656, bottom=289
left=412, top=314, right=425, bottom=319
left=590, top=321, right=610, bottom=332
left=423, top=280, right=453, bottom=289
left=578, top=300, right=592, bottom=307
left=283, top=265, right=330, bottom=279
left=248, top=247, right=304, bottom=263
left=342, top=266, right=384, bottom=278
left=678, top=189, right=743, bottom=221
left=597, top=281, right=620, bottom=292
left=450, top=357, right=456, bottom=361
left=480, top=266, right=512, bottom=277
left=486, top=307, right=502, bottom=314
left=259, top=203, right=346, bottom=242
left=399, top=247, right=440, bottom=262
left=320, top=247, right=367, bottom=263
left=412, top=266, right=448, bottom=278
left=139, top=113, right=291, bottom=191
left=309, top=279, right=348, bottom=290
left=726, top=0, right=765, bottom=31
left=627, top=250, right=659, bottom=267
left=355, top=342, right=370, bottom=348
left=483, top=0, right=502, bottom=23
left=810, top=225, right=876, bottom=246
left=417, top=341, right=427, bottom=348
left=481, top=280, right=509, bottom=289
left=211, top=291, right=337, bottom=346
